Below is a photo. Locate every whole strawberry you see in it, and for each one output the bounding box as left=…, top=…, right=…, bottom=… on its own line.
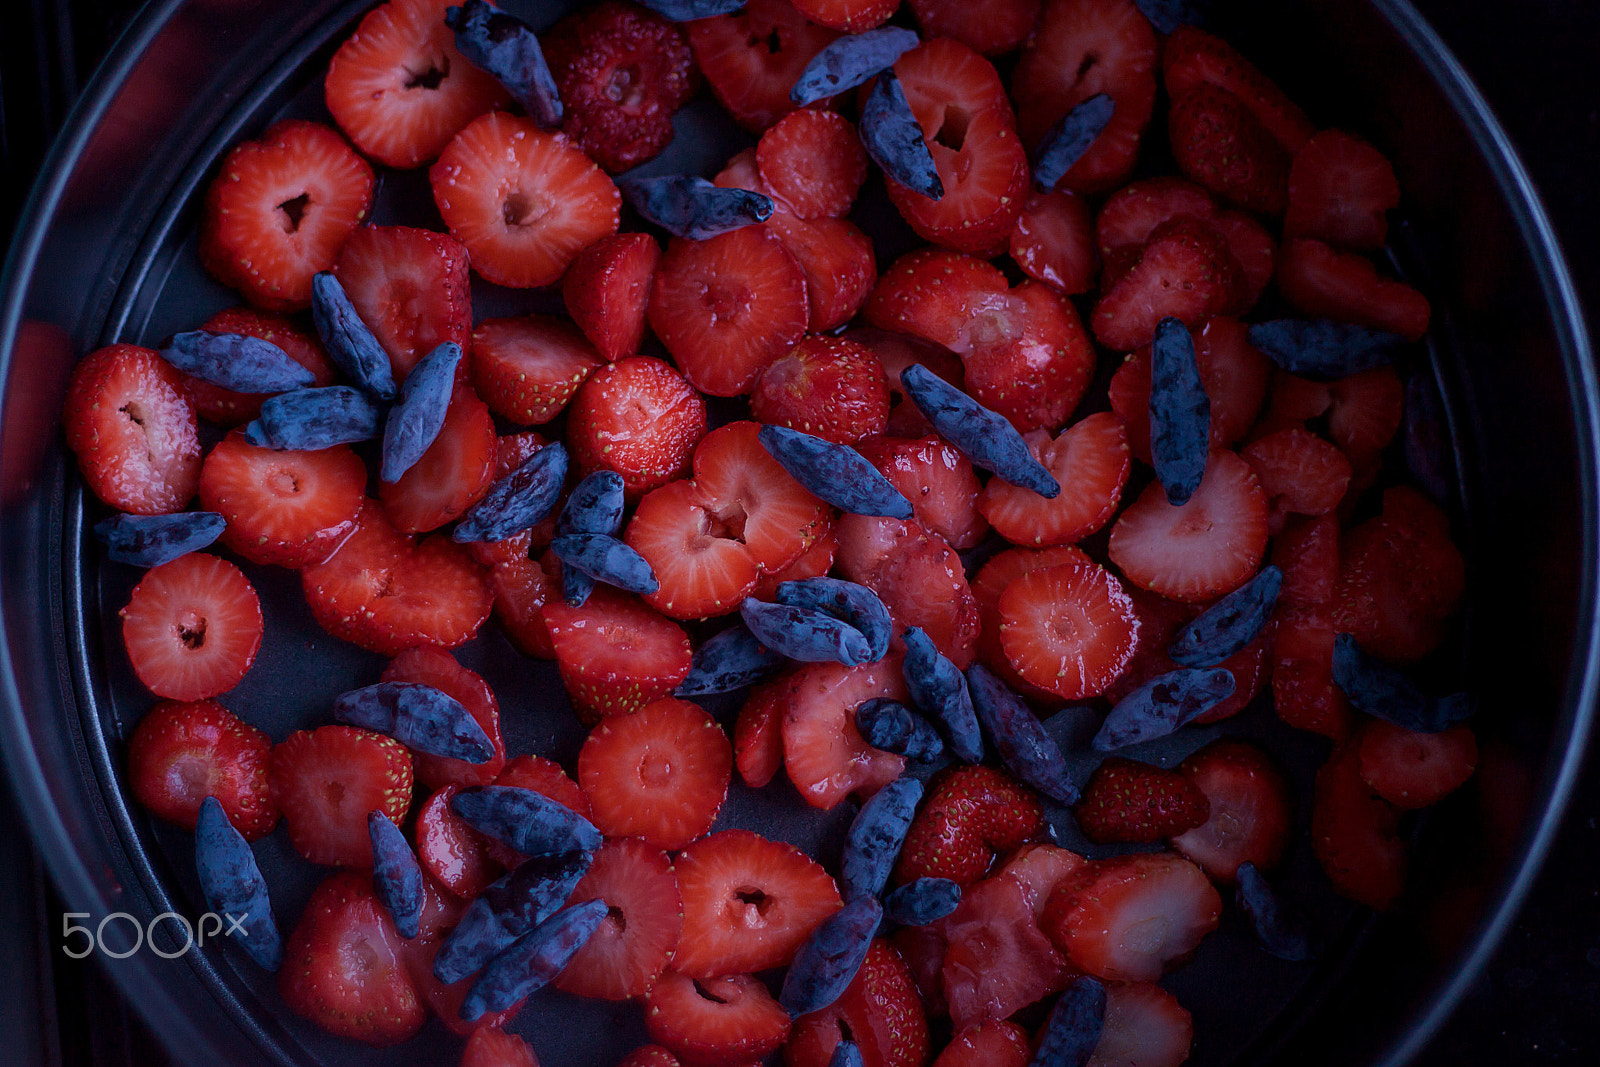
left=1075, top=757, right=1210, bottom=844
left=894, top=765, right=1044, bottom=887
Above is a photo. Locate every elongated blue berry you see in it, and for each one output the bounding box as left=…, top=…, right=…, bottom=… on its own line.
left=333, top=681, right=494, bottom=763
left=741, top=598, right=873, bottom=666
left=453, top=441, right=569, bottom=544
left=883, top=878, right=961, bottom=926
left=311, top=271, right=395, bottom=399
left=854, top=698, right=944, bottom=762
left=902, top=627, right=982, bottom=763
left=433, top=851, right=594, bottom=984
left=243, top=385, right=382, bottom=450
left=839, top=777, right=922, bottom=901
left=450, top=785, right=603, bottom=857
left=1169, top=564, right=1281, bottom=667
left=461, top=899, right=609, bottom=1019
left=634, top=0, right=747, bottom=19
left=368, top=811, right=424, bottom=938
left=94, top=511, right=226, bottom=567
left=551, top=533, right=659, bottom=595
left=160, top=331, right=315, bottom=394
left=901, top=364, right=1059, bottom=496
left=1236, top=862, right=1313, bottom=961
left=1150, top=316, right=1210, bottom=506
left=1033, top=94, right=1114, bottom=192
left=829, top=1040, right=865, bottom=1067
left=1092, top=668, right=1236, bottom=751
left=757, top=425, right=913, bottom=520
left=967, top=663, right=1077, bottom=804
left=676, top=625, right=788, bottom=696
left=557, top=470, right=627, bottom=537
left=776, top=577, right=892, bottom=661
left=380, top=342, right=462, bottom=482
left=194, top=796, right=281, bottom=971
left=622, top=175, right=773, bottom=240
left=860, top=69, right=943, bottom=200
left=1247, top=319, right=1405, bottom=379
left=1331, top=633, right=1473, bottom=732
left=791, top=27, right=920, bottom=105
left=778, top=895, right=882, bottom=1018
left=1031, top=976, right=1106, bottom=1067
left=1134, top=0, right=1212, bottom=34
left=447, top=0, right=562, bottom=127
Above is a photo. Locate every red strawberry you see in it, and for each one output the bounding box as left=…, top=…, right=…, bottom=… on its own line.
left=380, top=383, right=497, bottom=533
left=1326, top=367, right=1405, bottom=464
left=996, top=843, right=1090, bottom=920
left=908, top=0, right=1039, bottom=54
left=179, top=307, right=337, bottom=426
left=431, top=112, right=621, bottom=289
left=1168, top=740, right=1293, bottom=882
left=1242, top=428, right=1353, bottom=530
left=1358, top=720, right=1478, bottom=810
left=63, top=343, right=200, bottom=515
left=750, top=527, right=837, bottom=601
left=646, top=971, right=791, bottom=1067
left=496, top=754, right=592, bottom=820
left=1012, top=0, right=1159, bottom=193
left=785, top=939, right=930, bottom=1067
left=1273, top=513, right=1340, bottom=608
left=1194, top=621, right=1275, bottom=724
left=1212, top=210, right=1278, bottom=313
left=932, top=1021, right=1030, bottom=1067
left=471, top=315, right=605, bottom=427
left=1041, top=853, right=1221, bottom=981
left=578, top=696, right=730, bottom=848
left=414, top=785, right=501, bottom=900
left=1162, top=25, right=1314, bottom=154
left=618, top=1048, right=681, bottom=1067
left=960, top=281, right=1097, bottom=433
left=567, top=355, right=706, bottom=497
left=460, top=1027, right=539, bottom=1067
left=1275, top=238, right=1431, bottom=341
left=332, top=225, right=471, bottom=381
left=1270, top=602, right=1353, bottom=741
left=1285, top=130, right=1400, bottom=251
left=648, top=226, right=809, bottom=397
left=686, top=0, right=839, bottom=132
left=270, top=725, right=413, bottom=867
left=1095, top=177, right=1217, bottom=257
left=859, top=435, right=988, bottom=551
left=896, top=765, right=1044, bottom=887
left=1076, top=758, right=1210, bottom=845
left=1010, top=190, right=1099, bottom=295
left=544, top=587, right=694, bottom=722
left=126, top=699, right=276, bottom=838
left=673, top=828, right=842, bottom=978
left=887, top=38, right=1012, bottom=157
left=782, top=658, right=908, bottom=809
left=937, top=874, right=1072, bottom=1030
left=556, top=836, right=683, bottom=1000
left=765, top=212, right=878, bottom=333
left=1312, top=742, right=1406, bottom=910
left=847, top=327, right=966, bottom=438
left=1091, top=219, right=1241, bottom=351
left=1332, top=486, right=1465, bottom=663
left=998, top=555, right=1140, bottom=701
left=563, top=233, right=661, bottom=361
left=279, top=870, right=426, bottom=1046
left=383, top=645, right=506, bottom=790
left=864, top=248, right=1010, bottom=352
left=970, top=546, right=1106, bottom=698
left=121, top=554, right=262, bottom=701
left=490, top=552, right=560, bottom=658
left=979, top=412, right=1131, bottom=548
left=836, top=514, right=981, bottom=668
left=199, top=120, right=374, bottom=310
left=323, top=0, right=507, bottom=169
left=198, top=432, right=365, bottom=568
left=1107, top=450, right=1269, bottom=603
left=1169, top=84, right=1290, bottom=215
left=757, top=109, right=869, bottom=219
left=1089, top=982, right=1195, bottom=1067
left=791, top=0, right=896, bottom=31
left=751, top=335, right=890, bottom=446
left=301, top=501, right=493, bottom=655
left=734, top=675, right=788, bottom=789
left=542, top=2, right=695, bottom=173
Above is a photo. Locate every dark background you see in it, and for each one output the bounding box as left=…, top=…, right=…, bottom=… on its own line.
left=2, top=0, right=1597, bottom=1063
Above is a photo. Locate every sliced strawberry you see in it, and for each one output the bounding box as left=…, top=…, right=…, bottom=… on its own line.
left=198, top=432, right=365, bottom=568
left=126, top=699, right=276, bottom=838
left=490, top=552, right=560, bottom=658
left=859, top=435, right=988, bottom=551
left=1091, top=219, right=1240, bottom=351
left=1012, top=0, right=1159, bottom=193
left=1285, top=130, right=1400, bottom=251
left=1076, top=758, right=1210, bottom=845
left=751, top=335, right=890, bottom=446
left=979, top=413, right=1131, bottom=548
left=970, top=545, right=1089, bottom=694
left=460, top=1027, right=539, bottom=1067
left=1041, top=853, right=1221, bottom=981
left=997, top=555, right=1139, bottom=701
left=180, top=307, right=337, bottom=426
left=864, top=248, right=1010, bottom=353
left=121, top=554, right=262, bottom=701
left=1108, top=450, right=1269, bottom=603
left=1010, top=190, right=1099, bottom=295
left=1332, top=486, right=1465, bottom=663
left=1273, top=513, right=1340, bottom=608
left=757, top=109, right=869, bottom=219
left=1168, top=740, right=1292, bottom=881
left=1095, top=177, right=1217, bottom=257
left=579, top=696, right=730, bottom=848
left=405, top=924, right=524, bottom=1038
left=302, top=501, right=493, bottom=655
left=1193, top=620, right=1275, bottom=724
left=765, top=212, right=878, bottom=333
left=995, top=843, right=1089, bottom=921
left=568, top=355, right=707, bottom=497
left=1312, top=742, right=1406, bottom=910
left=648, top=226, right=809, bottom=397
left=792, top=0, right=897, bottom=31
left=1325, top=366, right=1405, bottom=464
left=673, top=828, right=842, bottom=978
left=556, top=836, right=683, bottom=1000
left=646, top=971, right=791, bottom=1067
left=471, top=315, right=605, bottom=428
left=414, top=785, right=501, bottom=900
left=542, top=2, right=695, bottom=174
left=937, top=874, right=1071, bottom=1030
left=431, top=111, right=621, bottom=289
left=847, top=327, right=966, bottom=439
left=1088, top=982, right=1194, bottom=1067
left=749, top=526, right=837, bottom=601
left=270, top=725, right=413, bottom=867
left=63, top=343, right=200, bottom=515
left=1275, top=238, right=1431, bottom=341
left=1212, top=210, right=1278, bottom=314
left=1162, top=25, right=1314, bottom=153
left=383, top=645, right=506, bottom=789
left=279, top=870, right=426, bottom=1046
left=734, top=675, right=788, bottom=789
left=896, top=765, right=1045, bottom=887
left=782, top=658, right=908, bottom=809
left=618, top=1048, right=681, bottom=1067
left=836, top=514, right=980, bottom=669
left=932, top=1021, right=1030, bottom=1067
left=332, top=225, right=471, bottom=381
left=686, top=0, right=839, bottom=131
left=1169, top=84, right=1290, bottom=215
left=1242, top=427, right=1353, bottom=531
left=199, top=120, right=374, bottom=310
left=1357, top=720, right=1478, bottom=810
left=563, top=233, right=661, bottom=361
left=1270, top=602, right=1353, bottom=741
left=380, top=383, right=497, bottom=533
left=786, top=939, right=929, bottom=1067
left=545, top=587, right=694, bottom=721
left=960, top=281, right=1097, bottom=433
left=908, top=0, right=1039, bottom=54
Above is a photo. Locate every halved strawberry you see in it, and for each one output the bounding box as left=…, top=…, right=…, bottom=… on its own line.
left=749, top=526, right=837, bottom=601
left=332, top=225, right=471, bottom=381
left=847, top=327, right=966, bottom=439
left=1041, top=853, right=1221, bottom=981
left=471, top=315, right=605, bottom=427
left=792, top=0, right=897, bottom=31
left=686, top=0, right=839, bottom=131
left=431, top=111, right=621, bottom=289
left=979, top=412, right=1131, bottom=548
left=751, top=335, right=889, bottom=446
left=465, top=432, right=558, bottom=569
left=896, top=765, right=1045, bottom=887
left=324, top=0, right=508, bottom=169
left=939, top=875, right=1071, bottom=1031
left=934, top=1022, right=1029, bottom=1067
left=970, top=545, right=1088, bottom=692
left=673, top=828, right=842, bottom=978
left=757, top=109, right=869, bottom=219
left=646, top=971, right=791, bottom=1066
left=859, top=435, right=988, bottom=551
left=960, top=281, right=1097, bottom=433
left=198, top=432, right=363, bottom=568
left=1108, top=450, right=1269, bottom=603
left=460, top=1027, right=539, bottom=1067
left=279, top=870, right=426, bottom=1046
left=302, top=501, right=493, bottom=655
left=383, top=645, right=506, bottom=790
left=380, top=383, right=497, bottom=533
left=908, top=0, right=1039, bottom=54
left=1162, top=25, right=1314, bottom=154
left=782, top=657, right=908, bottom=810
left=1312, top=742, right=1406, bottom=910
left=1012, top=0, right=1157, bottom=193
left=1270, top=602, right=1353, bottom=741
left=864, top=248, right=1010, bottom=353
left=270, top=725, right=413, bottom=867
left=563, top=233, right=662, bottom=361
left=568, top=355, right=706, bottom=498
left=180, top=307, right=337, bottom=426
left=618, top=1047, right=681, bottom=1067
left=1076, top=758, right=1210, bottom=845
left=1169, top=84, right=1290, bottom=215
left=1095, top=177, right=1217, bottom=257
left=785, top=939, right=930, bottom=1067
left=1010, top=190, right=1099, bottom=296
left=556, top=836, right=683, bottom=1000
left=648, top=226, right=809, bottom=397
left=1089, top=982, right=1194, bottom=1067
left=1091, top=219, right=1241, bottom=351
left=126, top=699, right=276, bottom=838
left=1242, top=428, right=1353, bottom=530
left=1285, top=130, right=1400, bottom=251
left=199, top=120, right=374, bottom=310
left=1275, top=238, right=1431, bottom=341
left=1357, top=720, right=1478, bottom=810
left=1168, top=740, right=1293, bottom=882
left=121, top=554, right=262, bottom=701
left=414, top=785, right=500, bottom=900
left=490, top=552, right=560, bottom=658
left=765, top=212, right=878, bottom=333
left=579, top=696, right=730, bottom=849
left=1212, top=210, right=1278, bottom=313
left=835, top=514, right=980, bottom=668
left=1325, top=366, right=1405, bottom=465
left=544, top=587, right=694, bottom=721
left=997, top=555, right=1139, bottom=701
left=1273, top=513, right=1340, bottom=608
left=734, top=675, right=788, bottom=789
left=995, top=843, right=1090, bottom=920
left=63, top=344, right=200, bottom=515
